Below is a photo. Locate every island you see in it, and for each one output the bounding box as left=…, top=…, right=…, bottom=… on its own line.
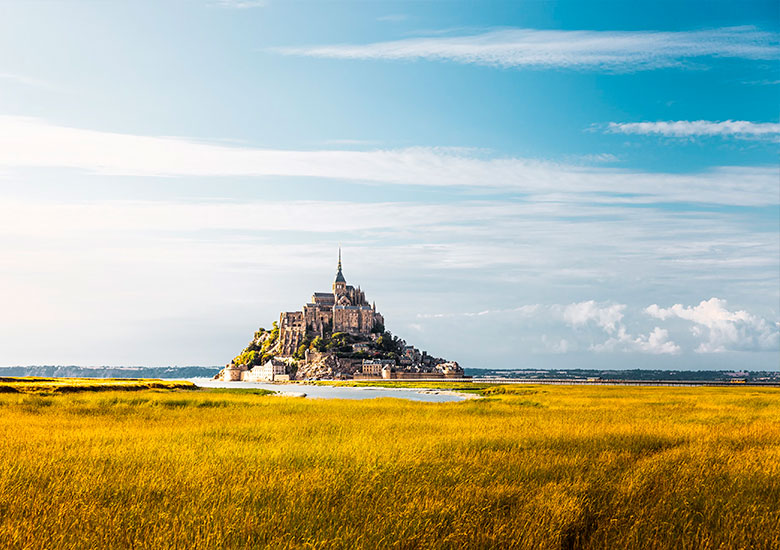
left=215, top=250, right=466, bottom=382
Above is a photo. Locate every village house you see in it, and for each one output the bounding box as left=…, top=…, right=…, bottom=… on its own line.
left=361, top=358, right=395, bottom=376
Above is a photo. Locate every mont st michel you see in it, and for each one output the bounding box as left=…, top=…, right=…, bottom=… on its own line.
left=215, top=250, right=464, bottom=382
left=3, top=3, right=778, bottom=549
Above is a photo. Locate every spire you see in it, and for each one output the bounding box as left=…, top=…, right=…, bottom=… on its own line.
left=334, top=246, right=346, bottom=284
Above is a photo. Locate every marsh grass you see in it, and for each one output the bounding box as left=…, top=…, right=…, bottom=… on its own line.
left=0, top=377, right=196, bottom=395
left=0, top=385, right=778, bottom=549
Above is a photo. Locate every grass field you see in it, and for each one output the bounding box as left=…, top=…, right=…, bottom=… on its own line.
left=0, top=383, right=778, bottom=549
left=0, top=377, right=196, bottom=395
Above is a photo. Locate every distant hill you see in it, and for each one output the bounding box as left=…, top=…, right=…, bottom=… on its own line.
left=0, top=366, right=220, bottom=379
left=464, top=368, right=779, bottom=382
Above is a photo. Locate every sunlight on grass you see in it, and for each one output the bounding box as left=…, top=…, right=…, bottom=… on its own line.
left=0, top=377, right=196, bottom=395
left=0, top=385, right=778, bottom=549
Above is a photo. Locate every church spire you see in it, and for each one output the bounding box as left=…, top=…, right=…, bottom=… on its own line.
left=334, top=247, right=346, bottom=284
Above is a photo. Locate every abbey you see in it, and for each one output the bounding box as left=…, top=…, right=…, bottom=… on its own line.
left=278, top=250, right=385, bottom=356
left=216, top=250, right=464, bottom=382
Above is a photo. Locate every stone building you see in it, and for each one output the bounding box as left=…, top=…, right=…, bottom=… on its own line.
left=217, top=358, right=290, bottom=382
left=245, top=359, right=288, bottom=382
left=278, top=250, right=385, bottom=356
left=361, top=358, right=395, bottom=376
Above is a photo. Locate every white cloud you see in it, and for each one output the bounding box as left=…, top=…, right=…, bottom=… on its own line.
left=556, top=301, right=680, bottom=353
left=275, top=26, right=779, bottom=72
left=606, top=120, right=780, bottom=139
left=591, top=327, right=681, bottom=355
left=416, top=300, right=681, bottom=354
left=0, top=116, right=776, bottom=206
left=573, top=153, right=620, bottom=164
left=322, top=138, right=380, bottom=146
left=646, top=298, right=780, bottom=352
left=560, top=300, right=625, bottom=333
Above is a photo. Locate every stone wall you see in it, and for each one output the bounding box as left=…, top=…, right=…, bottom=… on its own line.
left=279, top=311, right=305, bottom=355
left=333, top=305, right=374, bottom=335
left=215, top=365, right=247, bottom=381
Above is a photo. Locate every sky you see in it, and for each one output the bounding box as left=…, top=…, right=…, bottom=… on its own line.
left=0, top=0, right=778, bottom=370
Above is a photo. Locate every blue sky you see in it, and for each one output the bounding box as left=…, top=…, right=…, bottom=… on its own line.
left=0, top=0, right=778, bottom=369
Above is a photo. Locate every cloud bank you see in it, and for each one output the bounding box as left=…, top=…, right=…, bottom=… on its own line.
left=416, top=298, right=779, bottom=355
left=419, top=301, right=680, bottom=354
left=646, top=298, right=780, bottom=353
left=275, top=26, right=779, bottom=72
left=1, top=188, right=776, bottom=364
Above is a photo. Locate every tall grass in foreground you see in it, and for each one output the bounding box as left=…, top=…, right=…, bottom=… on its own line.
left=0, top=385, right=778, bottom=549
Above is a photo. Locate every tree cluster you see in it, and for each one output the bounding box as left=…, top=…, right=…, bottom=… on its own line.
left=232, top=322, right=280, bottom=367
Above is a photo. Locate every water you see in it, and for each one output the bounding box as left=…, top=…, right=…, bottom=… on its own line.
left=189, top=378, right=468, bottom=402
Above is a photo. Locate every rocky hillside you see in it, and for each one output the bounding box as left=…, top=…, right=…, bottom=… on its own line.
left=227, top=324, right=455, bottom=381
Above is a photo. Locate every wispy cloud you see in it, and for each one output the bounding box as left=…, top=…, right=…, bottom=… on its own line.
left=377, top=14, right=409, bottom=23
left=417, top=305, right=540, bottom=319
left=1, top=188, right=775, bottom=363
left=213, top=0, right=266, bottom=8
left=741, top=79, right=780, bottom=86
left=1, top=116, right=776, bottom=206
left=3, top=195, right=773, bottom=295
left=570, top=153, right=620, bottom=164
left=322, top=138, right=380, bottom=146
left=605, top=120, right=780, bottom=139
left=0, top=72, right=50, bottom=88
left=274, top=26, right=779, bottom=72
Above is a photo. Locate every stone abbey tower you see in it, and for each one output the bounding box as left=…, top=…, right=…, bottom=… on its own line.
left=278, top=250, right=384, bottom=356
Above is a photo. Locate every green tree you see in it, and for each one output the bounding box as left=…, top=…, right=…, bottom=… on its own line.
left=268, top=322, right=280, bottom=344
left=331, top=332, right=351, bottom=344
left=294, top=343, right=308, bottom=360
left=310, top=336, right=327, bottom=352
left=232, top=350, right=263, bottom=368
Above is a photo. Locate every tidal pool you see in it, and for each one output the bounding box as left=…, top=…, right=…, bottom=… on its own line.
left=189, top=378, right=468, bottom=402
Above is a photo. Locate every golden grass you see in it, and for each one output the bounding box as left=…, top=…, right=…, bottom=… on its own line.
left=0, top=377, right=196, bottom=395
left=0, top=385, right=778, bottom=549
